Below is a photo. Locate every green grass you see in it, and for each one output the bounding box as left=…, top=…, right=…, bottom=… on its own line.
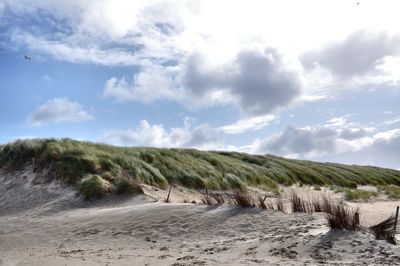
left=1, top=138, right=400, bottom=199
left=78, top=175, right=112, bottom=199
left=344, top=189, right=378, bottom=201
left=378, top=185, right=400, bottom=200
left=115, top=178, right=144, bottom=195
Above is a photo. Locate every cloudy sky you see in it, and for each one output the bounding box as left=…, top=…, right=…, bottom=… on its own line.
left=1, top=0, right=399, bottom=169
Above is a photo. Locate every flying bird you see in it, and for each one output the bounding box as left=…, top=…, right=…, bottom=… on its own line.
left=24, top=55, right=32, bottom=61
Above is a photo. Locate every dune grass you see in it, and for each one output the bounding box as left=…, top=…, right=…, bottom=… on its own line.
left=232, top=192, right=256, bottom=208
left=325, top=203, right=360, bottom=231
left=344, top=189, right=378, bottom=201
left=115, top=178, right=144, bottom=195
left=78, top=175, right=113, bottom=199
left=379, top=185, right=400, bottom=200
left=1, top=138, right=400, bottom=199
left=369, top=215, right=397, bottom=244
left=290, top=192, right=312, bottom=213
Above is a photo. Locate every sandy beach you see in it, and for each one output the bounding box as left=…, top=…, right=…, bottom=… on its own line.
left=1, top=166, right=399, bottom=266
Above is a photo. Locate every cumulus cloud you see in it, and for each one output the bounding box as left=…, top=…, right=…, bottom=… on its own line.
left=182, top=49, right=301, bottom=115
left=103, top=48, right=302, bottom=115
left=102, top=120, right=223, bottom=149
left=252, top=126, right=342, bottom=157
left=103, top=65, right=182, bottom=103
left=28, top=98, right=94, bottom=126
left=240, top=119, right=400, bottom=169
left=310, top=128, right=400, bottom=169
left=300, top=30, right=400, bottom=79
left=248, top=123, right=375, bottom=158
left=364, top=129, right=400, bottom=167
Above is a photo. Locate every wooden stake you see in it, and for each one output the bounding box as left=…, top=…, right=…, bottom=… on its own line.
left=262, top=194, right=268, bottom=202
left=394, top=206, right=399, bottom=231
left=166, top=183, right=173, bottom=203
left=355, top=212, right=360, bottom=227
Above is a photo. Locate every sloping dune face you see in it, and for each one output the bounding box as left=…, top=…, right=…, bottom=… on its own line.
left=1, top=167, right=399, bottom=265
left=0, top=165, right=79, bottom=216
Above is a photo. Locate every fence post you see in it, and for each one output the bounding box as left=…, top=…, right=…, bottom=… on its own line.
left=32, top=157, right=36, bottom=172
left=262, top=194, right=268, bottom=202
left=166, top=183, right=173, bottom=203
left=355, top=212, right=360, bottom=227
left=394, top=206, right=399, bottom=231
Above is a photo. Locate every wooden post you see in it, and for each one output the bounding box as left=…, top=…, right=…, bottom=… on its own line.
left=205, top=186, right=209, bottom=200
left=262, top=194, right=268, bottom=202
left=32, top=157, right=36, bottom=172
left=355, top=212, right=360, bottom=227
left=394, top=206, right=399, bottom=231
left=166, top=183, right=173, bottom=203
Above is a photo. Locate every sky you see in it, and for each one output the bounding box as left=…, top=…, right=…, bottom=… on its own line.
left=0, top=0, right=399, bottom=169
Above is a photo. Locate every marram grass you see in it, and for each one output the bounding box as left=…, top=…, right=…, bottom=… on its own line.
left=1, top=138, right=400, bottom=198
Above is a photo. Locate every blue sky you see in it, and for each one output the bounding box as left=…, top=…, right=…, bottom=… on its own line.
left=0, top=0, right=399, bottom=169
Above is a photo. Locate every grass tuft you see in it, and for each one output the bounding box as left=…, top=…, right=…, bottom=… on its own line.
left=78, top=175, right=112, bottom=199
left=344, top=189, right=378, bottom=201
left=369, top=215, right=396, bottom=244
left=115, top=178, right=144, bottom=195
left=379, top=185, right=400, bottom=200
left=276, top=197, right=286, bottom=213
left=201, top=196, right=216, bottom=205
left=232, top=192, right=255, bottom=208
left=369, top=215, right=397, bottom=244
left=290, top=192, right=312, bottom=213
left=325, top=203, right=360, bottom=231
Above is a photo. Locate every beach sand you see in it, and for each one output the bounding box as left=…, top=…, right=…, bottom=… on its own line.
left=1, top=166, right=399, bottom=265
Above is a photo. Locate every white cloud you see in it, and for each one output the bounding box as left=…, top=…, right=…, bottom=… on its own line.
left=322, top=129, right=400, bottom=169
left=102, top=119, right=223, bottom=150
left=182, top=49, right=301, bottom=115
left=102, top=48, right=302, bottom=115
left=239, top=122, right=400, bottom=169
left=4, top=0, right=400, bottom=114
left=103, top=65, right=182, bottom=103
left=28, top=98, right=94, bottom=126
left=382, top=117, right=400, bottom=126
left=301, top=30, right=400, bottom=79
left=325, top=117, right=348, bottom=127
left=10, top=30, right=142, bottom=66
left=219, top=115, right=275, bottom=134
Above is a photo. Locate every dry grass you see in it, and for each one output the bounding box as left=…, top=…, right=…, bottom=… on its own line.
left=264, top=198, right=275, bottom=210
left=210, top=193, right=226, bottom=204
left=257, top=195, right=276, bottom=210
left=290, top=192, right=311, bottom=213
left=201, top=196, right=216, bottom=205
left=325, top=204, right=360, bottom=231
left=232, top=192, right=256, bottom=208
left=369, top=215, right=397, bottom=244
left=258, top=196, right=267, bottom=209
left=309, top=196, right=334, bottom=214
left=287, top=192, right=361, bottom=232
left=276, top=197, right=286, bottom=213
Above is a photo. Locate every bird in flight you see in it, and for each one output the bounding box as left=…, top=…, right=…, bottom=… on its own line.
left=24, top=55, right=32, bottom=61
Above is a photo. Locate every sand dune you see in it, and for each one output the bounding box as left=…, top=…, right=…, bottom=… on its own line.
left=1, top=166, right=399, bottom=265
